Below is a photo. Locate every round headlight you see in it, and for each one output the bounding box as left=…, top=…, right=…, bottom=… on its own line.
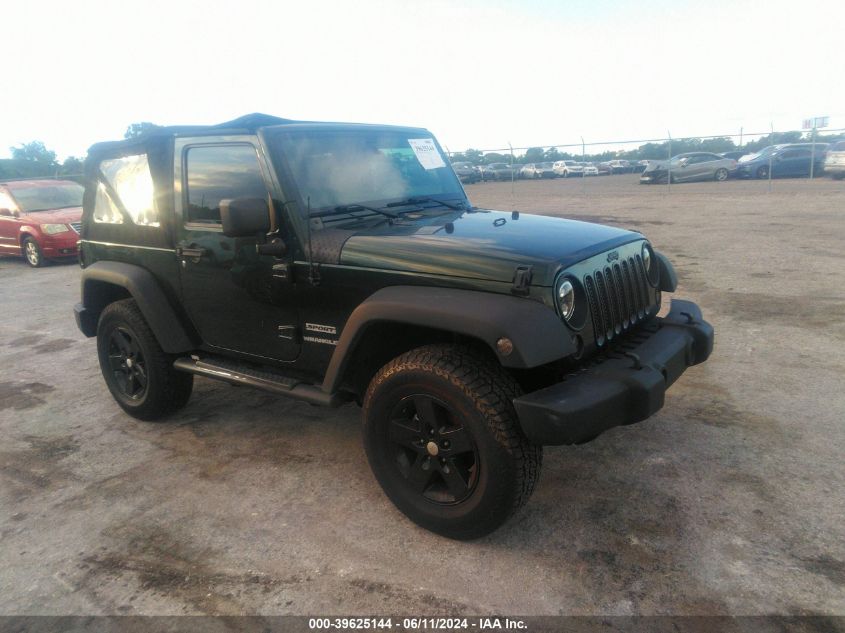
left=557, top=279, right=576, bottom=321
left=642, top=243, right=652, bottom=273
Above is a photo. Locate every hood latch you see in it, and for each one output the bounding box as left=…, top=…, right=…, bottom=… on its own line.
left=511, top=265, right=533, bottom=296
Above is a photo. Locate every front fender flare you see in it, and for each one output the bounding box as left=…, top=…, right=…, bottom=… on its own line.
left=321, top=286, right=576, bottom=393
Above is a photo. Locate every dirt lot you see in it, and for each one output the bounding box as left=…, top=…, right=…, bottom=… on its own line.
left=1, top=175, right=844, bottom=616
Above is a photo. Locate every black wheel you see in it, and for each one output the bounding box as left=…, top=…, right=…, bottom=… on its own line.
left=756, top=165, right=769, bottom=179
left=363, top=344, right=542, bottom=539
left=714, top=168, right=728, bottom=181
left=96, top=299, right=193, bottom=421
left=22, top=237, right=44, bottom=267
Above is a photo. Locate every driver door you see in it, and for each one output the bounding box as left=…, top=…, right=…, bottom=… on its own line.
left=175, top=137, right=301, bottom=362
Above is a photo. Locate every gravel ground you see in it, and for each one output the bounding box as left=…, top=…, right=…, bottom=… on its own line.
left=1, top=175, right=843, bottom=616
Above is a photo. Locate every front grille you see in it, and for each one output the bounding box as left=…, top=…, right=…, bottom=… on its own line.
left=69, top=222, right=82, bottom=234
left=584, top=254, right=652, bottom=346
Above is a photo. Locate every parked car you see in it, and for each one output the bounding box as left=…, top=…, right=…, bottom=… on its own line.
left=73, top=112, right=712, bottom=538
left=0, top=179, right=84, bottom=267
left=735, top=144, right=828, bottom=179
left=520, top=163, right=556, bottom=179
left=581, top=163, right=599, bottom=176
left=451, top=161, right=481, bottom=184
left=483, top=163, right=518, bottom=181
left=607, top=160, right=632, bottom=174
left=640, top=152, right=736, bottom=184
left=552, top=160, right=583, bottom=177
left=596, top=162, right=613, bottom=175
left=823, top=140, right=845, bottom=180
left=631, top=160, right=648, bottom=173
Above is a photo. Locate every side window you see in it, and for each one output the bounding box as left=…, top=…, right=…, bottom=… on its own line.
left=95, top=154, right=158, bottom=226
left=185, top=144, right=267, bottom=225
left=93, top=182, right=124, bottom=224
left=0, top=190, right=17, bottom=212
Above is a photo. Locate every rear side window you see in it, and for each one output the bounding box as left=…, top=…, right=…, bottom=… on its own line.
left=184, top=144, right=267, bottom=225
left=94, top=154, right=158, bottom=226
left=0, top=190, right=18, bottom=212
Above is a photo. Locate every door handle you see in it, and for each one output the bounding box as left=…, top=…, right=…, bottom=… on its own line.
left=176, top=245, right=207, bottom=258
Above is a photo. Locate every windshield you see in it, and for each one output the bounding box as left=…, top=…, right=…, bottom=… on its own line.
left=739, top=146, right=775, bottom=162
left=9, top=183, right=83, bottom=212
left=271, top=130, right=464, bottom=213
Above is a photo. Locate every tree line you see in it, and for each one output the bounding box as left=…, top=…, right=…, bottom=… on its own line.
left=0, top=122, right=158, bottom=181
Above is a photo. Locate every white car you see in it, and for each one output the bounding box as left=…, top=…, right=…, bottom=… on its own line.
left=520, top=163, right=556, bottom=179
left=581, top=163, right=599, bottom=176
left=552, top=160, right=584, bottom=177
left=823, top=140, right=845, bottom=180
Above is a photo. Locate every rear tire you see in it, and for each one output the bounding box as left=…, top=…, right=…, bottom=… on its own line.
left=96, top=299, right=193, bottom=421
left=363, top=344, right=542, bottom=539
left=756, top=165, right=769, bottom=179
left=714, top=168, right=728, bottom=181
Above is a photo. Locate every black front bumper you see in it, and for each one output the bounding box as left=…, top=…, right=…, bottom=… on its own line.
left=513, top=299, right=713, bottom=445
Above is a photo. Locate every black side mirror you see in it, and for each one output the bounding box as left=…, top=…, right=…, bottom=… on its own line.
left=220, top=198, right=270, bottom=237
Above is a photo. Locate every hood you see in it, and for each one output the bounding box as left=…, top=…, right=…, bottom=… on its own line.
left=20, top=206, right=82, bottom=224
left=339, top=209, right=641, bottom=286
left=643, top=161, right=668, bottom=172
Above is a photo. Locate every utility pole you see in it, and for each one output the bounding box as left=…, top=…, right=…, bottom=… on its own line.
left=581, top=136, right=586, bottom=196
left=810, top=126, right=817, bottom=180
left=667, top=131, right=672, bottom=193
left=768, top=123, right=774, bottom=193
left=508, top=142, right=515, bottom=208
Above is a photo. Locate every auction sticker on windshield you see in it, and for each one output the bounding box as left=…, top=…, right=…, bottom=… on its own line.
left=408, top=138, right=446, bottom=170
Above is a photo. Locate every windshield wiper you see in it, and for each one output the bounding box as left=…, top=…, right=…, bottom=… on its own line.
left=315, top=204, right=399, bottom=219
left=385, top=196, right=466, bottom=211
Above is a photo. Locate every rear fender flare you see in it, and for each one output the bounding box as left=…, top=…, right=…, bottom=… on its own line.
left=80, top=261, right=195, bottom=353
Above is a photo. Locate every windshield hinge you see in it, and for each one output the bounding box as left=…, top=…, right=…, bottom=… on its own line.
left=309, top=262, right=322, bottom=286
left=511, top=265, right=533, bottom=296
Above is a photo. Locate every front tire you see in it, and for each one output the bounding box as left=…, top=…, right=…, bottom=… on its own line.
left=23, top=237, right=44, bottom=267
left=96, top=299, right=193, bottom=421
left=756, top=165, right=769, bottom=179
left=363, top=344, right=542, bottom=539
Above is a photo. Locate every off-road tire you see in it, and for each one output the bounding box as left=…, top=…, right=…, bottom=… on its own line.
left=362, top=344, right=542, bottom=539
left=96, top=299, right=193, bottom=421
left=23, top=237, right=44, bottom=267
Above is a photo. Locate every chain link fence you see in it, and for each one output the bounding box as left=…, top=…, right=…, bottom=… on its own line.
left=446, top=126, right=845, bottom=193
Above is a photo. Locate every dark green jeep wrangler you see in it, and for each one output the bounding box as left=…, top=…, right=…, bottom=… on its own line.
left=74, top=114, right=713, bottom=539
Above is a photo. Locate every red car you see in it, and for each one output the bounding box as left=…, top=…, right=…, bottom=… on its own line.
left=0, top=179, right=83, bottom=267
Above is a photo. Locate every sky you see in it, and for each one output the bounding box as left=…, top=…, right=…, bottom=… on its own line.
left=3, top=0, right=843, bottom=160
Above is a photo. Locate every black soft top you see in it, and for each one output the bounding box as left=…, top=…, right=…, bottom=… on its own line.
left=87, top=113, right=430, bottom=157
left=86, top=113, right=295, bottom=156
